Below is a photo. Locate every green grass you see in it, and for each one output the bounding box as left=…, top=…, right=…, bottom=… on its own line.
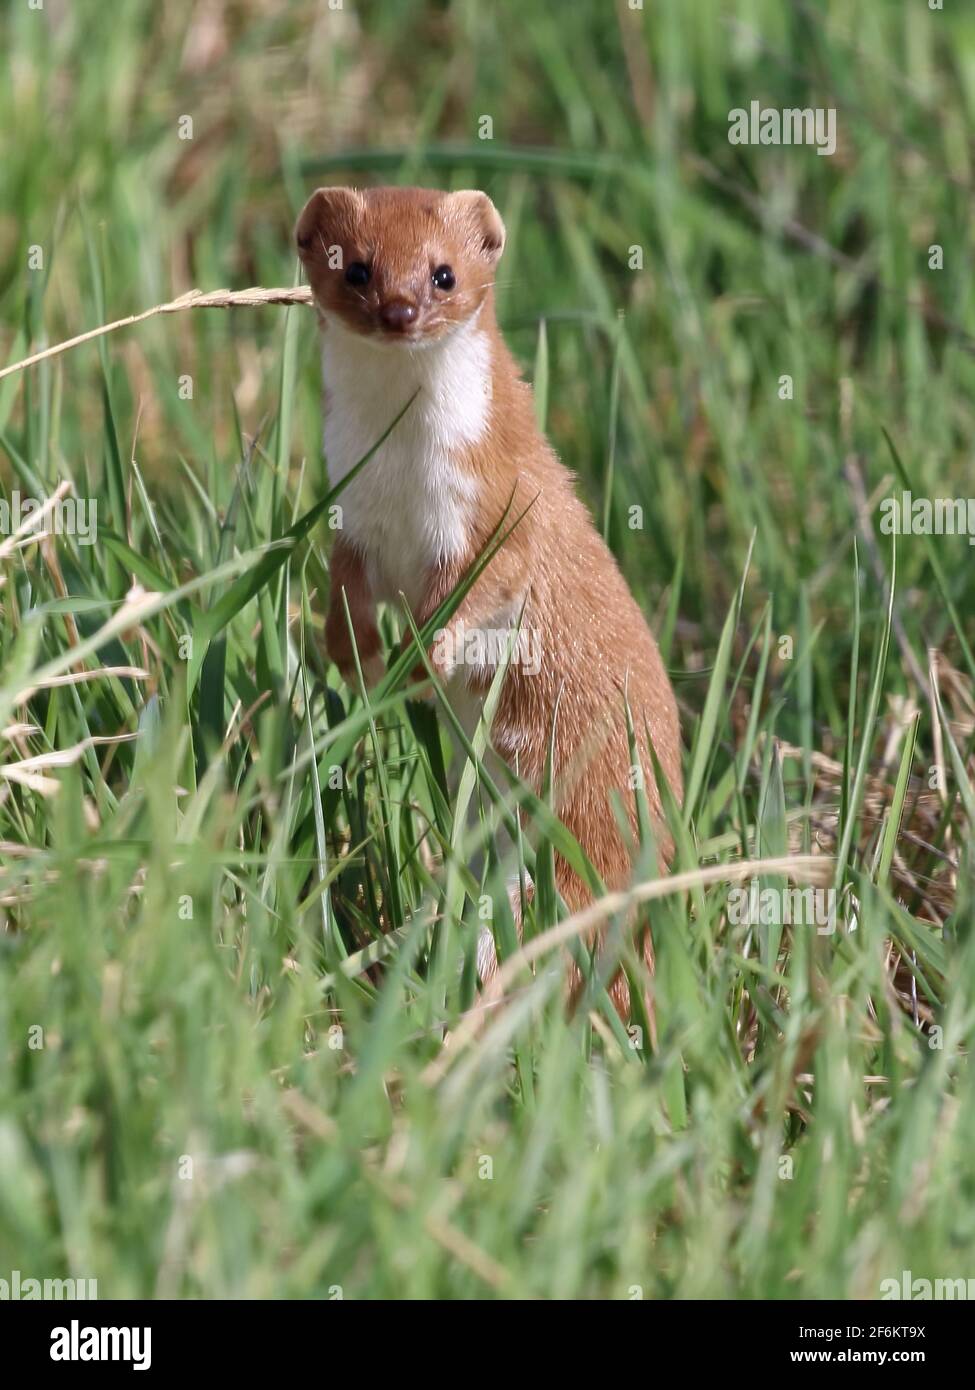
left=1, top=0, right=975, bottom=1299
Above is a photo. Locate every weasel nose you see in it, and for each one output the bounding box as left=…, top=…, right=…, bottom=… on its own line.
left=379, top=299, right=418, bottom=332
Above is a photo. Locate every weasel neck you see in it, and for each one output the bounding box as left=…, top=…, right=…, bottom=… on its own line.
left=318, top=307, right=497, bottom=608
left=319, top=307, right=496, bottom=485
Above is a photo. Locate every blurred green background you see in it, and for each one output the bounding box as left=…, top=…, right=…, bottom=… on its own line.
left=4, top=0, right=974, bottom=648
left=1, top=0, right=974, bottom=1301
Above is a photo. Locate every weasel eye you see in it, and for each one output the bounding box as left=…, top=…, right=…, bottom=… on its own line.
left=345, top=261, right=370, bottom=287
left=432, top=264, right=455, bottom=291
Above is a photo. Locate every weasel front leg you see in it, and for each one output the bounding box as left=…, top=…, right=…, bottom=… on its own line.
left=400, top=542, right=530, bottom=688
left=324, top=535, right=385, bottom=688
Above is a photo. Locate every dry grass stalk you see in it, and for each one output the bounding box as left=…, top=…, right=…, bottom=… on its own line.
left=0, top=286, right=314, bottom=383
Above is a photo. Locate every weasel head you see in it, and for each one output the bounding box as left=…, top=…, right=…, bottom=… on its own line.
left=295, top=185, right=505, bottom=348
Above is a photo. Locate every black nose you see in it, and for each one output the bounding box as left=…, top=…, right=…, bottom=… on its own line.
left=379, top=299, right=418, bottom=332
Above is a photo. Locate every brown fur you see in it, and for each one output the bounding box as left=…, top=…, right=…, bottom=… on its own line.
left=297, top=186, right=682, bottom=1018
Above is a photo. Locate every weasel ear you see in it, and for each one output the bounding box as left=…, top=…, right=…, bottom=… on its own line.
left=295, top=187, right=364, bottom=262
left=447, top=190, right=506, bottom=264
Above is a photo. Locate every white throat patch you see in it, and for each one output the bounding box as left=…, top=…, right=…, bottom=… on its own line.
left=320, top=314, right=492, bottom=612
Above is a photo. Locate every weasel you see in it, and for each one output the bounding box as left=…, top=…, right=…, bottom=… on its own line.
left=295, top=185, right=682, bottom=1017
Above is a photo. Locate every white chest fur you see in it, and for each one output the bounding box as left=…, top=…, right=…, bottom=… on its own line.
left=320, top=315, right=491, bottom=613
